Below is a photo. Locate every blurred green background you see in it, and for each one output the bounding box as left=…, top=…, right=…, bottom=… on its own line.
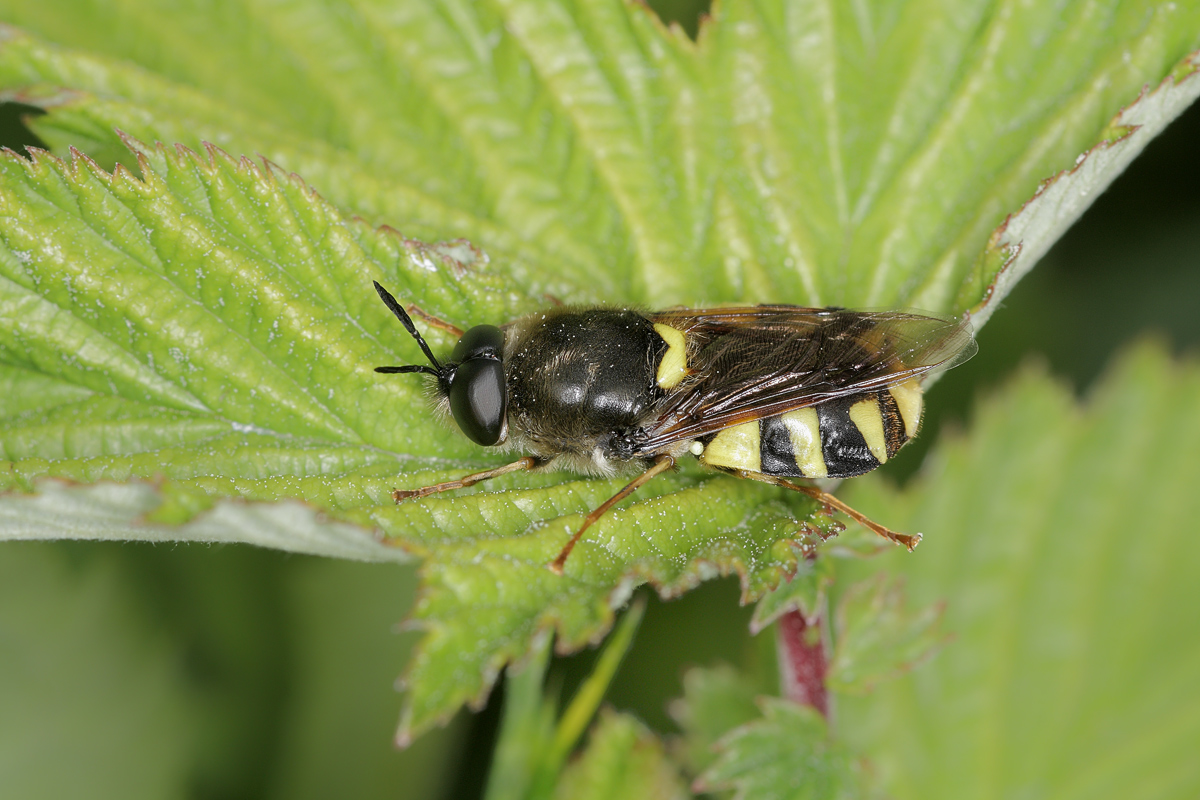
left=2, top=2, right=1198, bottom=797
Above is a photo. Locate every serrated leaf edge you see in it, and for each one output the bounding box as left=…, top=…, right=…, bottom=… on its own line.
left=966, top=49, right=1200, bottom=332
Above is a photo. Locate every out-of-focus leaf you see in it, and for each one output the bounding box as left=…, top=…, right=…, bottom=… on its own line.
left=696, top=697, right=867, bottom=800
left=552, top=709, right=689, bottom=800
left=669, top=663, right=763, bottom=779
left=484, top=637, right=555, bottom=800
left=837, top=342, right=1200, bottom=798
left=529, top=598, right=646, bottom=796
left=490, top=600, right=648, bottom=800
left=825, top=574, right=947, bottom=696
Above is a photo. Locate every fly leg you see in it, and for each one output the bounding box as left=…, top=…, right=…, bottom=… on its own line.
left=549, top=454, right=676, bottom=574
left=732, top=470, right=921, bottom=551
left=393, top=456, right=547, bottom=501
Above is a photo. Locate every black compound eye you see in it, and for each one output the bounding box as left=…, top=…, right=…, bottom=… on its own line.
left=449, top=357, right=506, bottom=446
left=452, top=324, right=505, bottom=362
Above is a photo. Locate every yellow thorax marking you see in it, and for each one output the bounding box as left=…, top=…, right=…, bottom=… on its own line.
left=781, top=408, right=827, bottom=478
left=701, top=421, right=761, bottom=473
left=849, top=396, right=888, bottom=464
left=653, top=323, right=689, bottom=389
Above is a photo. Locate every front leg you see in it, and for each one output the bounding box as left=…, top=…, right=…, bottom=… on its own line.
left=393, top=456, right=547, bottom=501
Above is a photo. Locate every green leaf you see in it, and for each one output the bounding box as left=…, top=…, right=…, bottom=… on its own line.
left=750, top=553, right=834, bottom=634
left=529, top=598, right=645, bottom=797
left=697, top=698, right=867, bottom=800
left=825, top=574, right=947, bottom=696
left=2, top=0, right=1199, bottom=746
left=669, top=663, right=764, bottom=779
left=2, top=3, right=1198, bottom=309
left=0, top=480, right=408, bottom=561
left=484, top=637, right=555, bottom=800
left=836, top=342, right=1200, bottom=798
left=552, top=709, right=689, bottom=800
left=0, top=141, right=529, bottom=560
left=0, top=139, right=839, bottom=741
left=965, top=50, right=1200, bottom=328
left=397, top=469, right=838, bottom=739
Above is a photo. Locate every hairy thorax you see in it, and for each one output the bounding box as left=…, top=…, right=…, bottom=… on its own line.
left=503, top=308, right=667, bottom=467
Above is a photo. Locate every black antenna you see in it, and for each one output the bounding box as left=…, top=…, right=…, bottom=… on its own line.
left=373, top=281, right=446, bottom=376
left=375, top=365, right=439, bottom=375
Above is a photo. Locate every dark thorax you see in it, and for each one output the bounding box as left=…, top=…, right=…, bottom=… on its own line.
left=503, top=308, right=668, bottom=466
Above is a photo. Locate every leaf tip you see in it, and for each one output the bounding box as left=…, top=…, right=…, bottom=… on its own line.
left=199, top=140, right=247, bottom=176
left=393, top=707, right=415, bottom=750
left=259, top=156, right=293, bottom=184
left=0, top=144, right=41, bottom=165
left=1170, top=48, right=1200, bottom=82
left=114, top=128, right=149, bottom=155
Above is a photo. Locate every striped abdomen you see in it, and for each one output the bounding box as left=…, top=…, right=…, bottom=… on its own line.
left=698, top=381, right=923, bottom=479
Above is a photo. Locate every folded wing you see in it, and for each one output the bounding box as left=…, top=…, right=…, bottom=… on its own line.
left=640, top=306, right=976, bottom=451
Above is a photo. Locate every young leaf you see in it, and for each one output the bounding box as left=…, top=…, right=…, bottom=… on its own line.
left=750, top=553, right=835, bottom=633
left=697, top=697, right=867, bottom=800
left=669, top=664, right=764, bottom=779
left=551, top=709, right=689, bottom=800
left=825, top=574, right=948, bottom=696
left=836, top=342, right=1200, bottom=798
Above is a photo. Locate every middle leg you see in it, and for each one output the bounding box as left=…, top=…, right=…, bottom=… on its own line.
left=393, top=456, right=548, bottom=502
left=549, top=454, right=677, bottom=573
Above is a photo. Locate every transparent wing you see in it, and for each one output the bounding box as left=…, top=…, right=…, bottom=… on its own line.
left=639, top=306, right=976, bottom=450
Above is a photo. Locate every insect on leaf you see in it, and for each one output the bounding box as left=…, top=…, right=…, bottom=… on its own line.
left=0, top=0, right=1197, bottom=746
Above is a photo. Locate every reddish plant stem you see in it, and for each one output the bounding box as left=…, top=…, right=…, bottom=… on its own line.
left=776, top=608, right=829, bottom=718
